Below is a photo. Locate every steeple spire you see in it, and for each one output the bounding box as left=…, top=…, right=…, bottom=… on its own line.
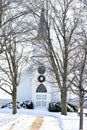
left=37, top=7, right=47, bottom=40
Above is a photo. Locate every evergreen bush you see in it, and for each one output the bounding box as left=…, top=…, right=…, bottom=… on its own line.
left=48, top=102, right=78, bottom=112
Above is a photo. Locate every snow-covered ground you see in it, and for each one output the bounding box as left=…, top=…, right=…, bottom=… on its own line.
left=0, top=109, right=87, bottom=130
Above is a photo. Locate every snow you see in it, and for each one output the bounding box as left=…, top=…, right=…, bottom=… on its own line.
left=0, top=108, right=87, bottom=130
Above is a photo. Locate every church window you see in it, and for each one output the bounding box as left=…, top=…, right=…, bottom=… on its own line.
left=36, top=95, right=41, bottom=100
left=38, top=66, right=46, bottom=74
left=42, top=95, right=46, bottom=100
left=36, top=84, right=47, bottom=93
left=36, top=101, right=41, bottom=106
left=42, top=101, right=46, bottom=106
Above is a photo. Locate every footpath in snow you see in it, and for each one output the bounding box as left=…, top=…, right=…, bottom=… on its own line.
left=0, top=109, right=63, bottom=130
left=0, top=108, right=87, bottom=130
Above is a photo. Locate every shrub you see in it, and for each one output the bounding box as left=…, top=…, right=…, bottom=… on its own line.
left=48, top=102, right=61, bottom=112
left=48, top=102, right=78, bottom=112
left=1, top=100, right=33, bottom=109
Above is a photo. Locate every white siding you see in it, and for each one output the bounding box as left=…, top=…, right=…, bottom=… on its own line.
left=17, top=69, right=32, bottom=101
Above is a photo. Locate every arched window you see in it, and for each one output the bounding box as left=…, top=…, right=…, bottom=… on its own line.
left=36, top=84, right=47, bottom=93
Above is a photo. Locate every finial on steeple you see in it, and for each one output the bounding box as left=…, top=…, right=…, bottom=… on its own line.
left=37, top=7, right=47, bottom=40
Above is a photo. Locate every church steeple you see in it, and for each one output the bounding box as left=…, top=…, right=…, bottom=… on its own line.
left=37, top=7, right=47, bottom=40
left=32, top=6, right=48, bottom=59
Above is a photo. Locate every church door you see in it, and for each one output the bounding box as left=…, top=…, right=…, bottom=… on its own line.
left=36, top=84, right=47, bottom=108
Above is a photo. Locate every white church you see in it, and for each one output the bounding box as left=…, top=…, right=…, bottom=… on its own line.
left=1, top=0, right=86, bottom=109
left=17, top=7, right=60, bottom=109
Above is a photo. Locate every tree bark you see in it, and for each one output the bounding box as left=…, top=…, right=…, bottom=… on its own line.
left=61, top=88, right=67, bottom=115
left=79, top=91, right=84, bottom=130
left=12, top=86, right=17, bottom=114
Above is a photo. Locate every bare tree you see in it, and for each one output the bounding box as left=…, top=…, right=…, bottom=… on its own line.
left=72, top=31, right=87, bottom=130
left=0, top=1, right=32, bottom=114
left=70, top=17, right=87, bottom=130
left=0, top=0, right=3, bottom=53
left=69, top=2, right=87, bottom=129
left=42, top=0, right=81, bottom=115
left=0, top=0, right=2, bottom=26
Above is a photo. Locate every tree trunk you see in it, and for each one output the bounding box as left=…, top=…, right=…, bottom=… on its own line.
left=61, top=89, right=67, bottom=115
left=79, top=94, right=84, bottom=130
left=12, top=87, right=17, bottom=114
left=60, top=41, right=68, bottom=115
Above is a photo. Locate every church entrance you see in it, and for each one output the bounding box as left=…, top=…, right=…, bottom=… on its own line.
left=36, top=84, right=47, bottom=108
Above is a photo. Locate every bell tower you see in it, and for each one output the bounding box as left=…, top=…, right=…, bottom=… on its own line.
left=32, top=6, right=51, bottom=109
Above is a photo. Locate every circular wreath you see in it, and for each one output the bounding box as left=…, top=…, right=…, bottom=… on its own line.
left=38, top=75, right=45, bottom=83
